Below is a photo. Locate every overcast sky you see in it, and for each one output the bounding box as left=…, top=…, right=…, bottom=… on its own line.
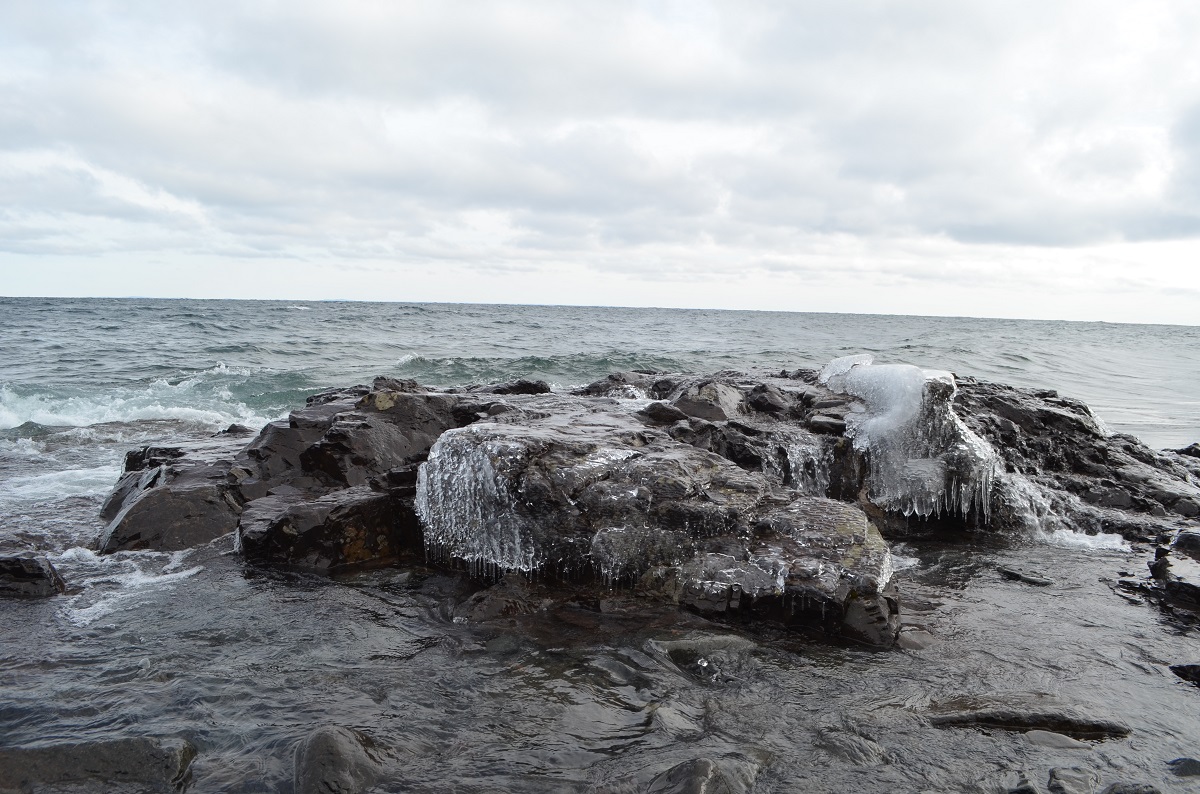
left=2, top=1, right=1199, bottom=324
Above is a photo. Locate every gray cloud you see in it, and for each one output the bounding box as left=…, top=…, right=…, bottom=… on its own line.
left=1, top=1, right=1199, bottom=319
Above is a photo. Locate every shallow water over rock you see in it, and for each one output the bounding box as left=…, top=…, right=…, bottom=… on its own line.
left=2, top=529, right=1198, bottom=792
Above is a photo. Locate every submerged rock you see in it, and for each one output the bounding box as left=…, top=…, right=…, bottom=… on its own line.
left=0, top=554, right=66, bottom=597
left=0, top=737, right=195, bottom=791
left=928, top=694, right=1130, bottom=739
left=646, top=756, right=760, bottom=794
left=1047, top=767, right=1101, bottom=794
left=294, top=726, right=382, bottom=794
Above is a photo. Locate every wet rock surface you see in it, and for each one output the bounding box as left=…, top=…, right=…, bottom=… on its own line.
left=0, top=737, right=195, bottom=792
left=91, top=361, right=1200, bottom=647
left=0, top=554, right=66, bottom=597
left=293, top=726, right=382, bottom=794
left=927, top=694, right=1131, bottom=739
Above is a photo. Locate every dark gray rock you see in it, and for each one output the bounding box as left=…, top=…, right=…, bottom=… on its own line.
left=1173, top=529, right=1200, bottom=561
left=99, top=460, right=243, bottom=553
left=1169, top=663, right=1200, bottom=685
left=470, top=378, right=552, bottom=395
left=1174, top=443, right=1200, bottom=458
left=298, top=392, right=460, bottom=487
left=639, top=400, right=690, bottom=424
left=746, top=383, right=789, bottom=414
left=97, top=429, right=258, bottom=553
left=294, top=726, right=381, bottom=794
left=956, top=377, right=1200, bottom=540
left=416, top=395, right=900, bottom=645
left=1168, top=757, right=1200, bottom=776
left=239, top=486, right=415, bottom=572
left=0, top=737, right=195, bottom=791
left=671, top=379, right=746, bottom=421
left=0, top=555, right=66, bottom=597
left=999, top=566, right=1055, bottom=587
left=927, top=694, right=1130, bottom=739
left=808, top=415, right=847, bottom=435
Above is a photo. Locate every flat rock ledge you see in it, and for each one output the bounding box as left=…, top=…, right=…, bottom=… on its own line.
left=93, top=365, right=1200, bottom=648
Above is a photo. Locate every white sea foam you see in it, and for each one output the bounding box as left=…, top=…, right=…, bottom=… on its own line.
left=0, top=380, right=273, bottom=432
left=0, top=464, right=123, bottom=503
left=1040, top=529, right=1131, bottom=551
left=0, top=437, right=49, bottom=459
left=52, top=547, right=205, bottom=627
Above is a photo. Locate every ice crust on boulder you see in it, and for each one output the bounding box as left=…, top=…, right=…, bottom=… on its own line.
left=415, top=425, right=542, bottom=576
left=820, top=355, right=999, bottom=521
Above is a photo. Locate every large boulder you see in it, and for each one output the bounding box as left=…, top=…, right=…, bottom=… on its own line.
left=98, top=381, right=468, bottom=556
left=99, top=459, right=243, bottom=553
left=955, top=376, right=1200, bottom=540
left=416, top=394, right=900, bottom=645
left=97, top=430, right=256, bottom=553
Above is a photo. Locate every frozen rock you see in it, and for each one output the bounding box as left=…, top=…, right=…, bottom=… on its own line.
left=416, top=395, right=899, bottom=645
left=820, top=356, right=999, bottom=523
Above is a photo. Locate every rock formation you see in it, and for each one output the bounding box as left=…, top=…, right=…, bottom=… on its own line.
left=93, top=358, right=1200, bottom=647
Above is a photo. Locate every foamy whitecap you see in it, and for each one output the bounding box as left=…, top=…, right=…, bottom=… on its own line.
left=0, top=464, right=123, bottom=503
left=0, top=381, right=274, bottom=432
left=56, top=551, right=205, bottom=627
left=1041, top=529, right=1131, bottom=551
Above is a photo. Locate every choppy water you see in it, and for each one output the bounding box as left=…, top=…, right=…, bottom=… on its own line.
left=2, top=298, right=1199, bottom=792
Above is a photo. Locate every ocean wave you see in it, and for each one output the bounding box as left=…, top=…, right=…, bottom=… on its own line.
left=0, top=368, right=295, bottom=432
left=0, top=464, right=123, bottom=504
left=390, top=351, right=694, bottom=389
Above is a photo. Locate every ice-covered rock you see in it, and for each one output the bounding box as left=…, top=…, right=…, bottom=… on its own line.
left=416, top=394, right=900, bottom=644
left=819, top=355, right=999, bottom=522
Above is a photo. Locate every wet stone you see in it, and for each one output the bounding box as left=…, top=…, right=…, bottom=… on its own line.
left=294, top=726, right=381, bottom=794
left=1000, top=566, right=1055, bottom=587
left=927, top=694, right=1130, bottom=739
left=646, top=756, right=759, bottom=794
left=0, top=554, right=66, bottom=597
left=1025, top=730, right=1090, bottom=750
left=1169, top=664, right=1200, bottom=685
left=1048, top=766, right=1100, bottom=794
left=0, top=737, right=196, bottom=792
left=1167, top=757, right=1200, bottom=776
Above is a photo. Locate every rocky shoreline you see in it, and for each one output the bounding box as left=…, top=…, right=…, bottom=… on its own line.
left=5, top=357, right=1200, bottom=793
left=47, top=358, right=1200, bottom=638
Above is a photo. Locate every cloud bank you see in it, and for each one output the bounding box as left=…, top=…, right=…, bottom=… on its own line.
left=2, top=0, right=1199, bottom=323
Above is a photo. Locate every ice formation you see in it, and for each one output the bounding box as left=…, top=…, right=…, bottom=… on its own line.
left=761, top=432, right=832, bottom=497
left=820, top=355, right=999, bottom=521
left=415, top=425, right=541, bottom=576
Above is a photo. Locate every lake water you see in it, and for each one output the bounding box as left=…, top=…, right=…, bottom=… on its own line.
left=1, top=298, right=1198, bottom=792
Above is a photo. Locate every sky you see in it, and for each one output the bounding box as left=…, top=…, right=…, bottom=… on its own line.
left=2, top=1, right=1200, bottom=324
